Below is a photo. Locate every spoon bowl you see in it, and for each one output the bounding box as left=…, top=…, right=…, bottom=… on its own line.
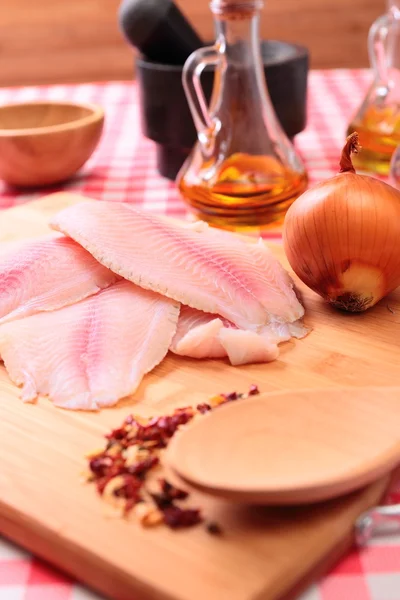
left=166, top=387, right=400, bottom=505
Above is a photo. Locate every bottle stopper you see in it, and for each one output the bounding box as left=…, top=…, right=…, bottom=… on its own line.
left=210, top=0, right=264, bottom=13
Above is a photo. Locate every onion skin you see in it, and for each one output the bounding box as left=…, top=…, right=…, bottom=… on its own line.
left=283, top=134, right=400, bottom=312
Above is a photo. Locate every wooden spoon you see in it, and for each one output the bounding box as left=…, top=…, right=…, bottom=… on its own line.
left=165, top=387, right=400, bottom=505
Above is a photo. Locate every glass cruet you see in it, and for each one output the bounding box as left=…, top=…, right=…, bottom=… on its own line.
left=390, top=143, right=400, bottom=186
left=347, top=0, right=400, bottom=175
left=175, top=0, right=308, bottom=229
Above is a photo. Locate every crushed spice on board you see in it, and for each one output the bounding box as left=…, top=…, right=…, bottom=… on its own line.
left=206, top=522, right=224, bottom=536
left=85, top=385, right=260, bottom=532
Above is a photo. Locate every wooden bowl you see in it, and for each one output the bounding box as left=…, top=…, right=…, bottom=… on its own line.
left=0, top=101, right=104, bottom=187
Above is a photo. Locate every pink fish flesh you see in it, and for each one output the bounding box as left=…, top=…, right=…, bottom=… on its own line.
left=51, top=201, right=304, bottom=332
left=0, top=235, right=119, bottom=325
left=170, top=306, right=310, bottom=366
left=170, top=305, right=233, bottom=360
left=0, top=281, right=180, bottom=410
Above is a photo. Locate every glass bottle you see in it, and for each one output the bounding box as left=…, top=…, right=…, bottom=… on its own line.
left=390, top=144, right=400, bottom=187
left=347, top=0, right=400, bottom=175
left=175, top=0, right=308, bottom=229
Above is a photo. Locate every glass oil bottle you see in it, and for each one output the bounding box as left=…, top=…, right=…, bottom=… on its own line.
left=176, top=0, right=308, bottom=228
left=347, top=1, right=400, bottom=175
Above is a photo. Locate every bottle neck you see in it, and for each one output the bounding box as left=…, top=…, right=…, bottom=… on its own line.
left=214, top=12, right=263, bottom=69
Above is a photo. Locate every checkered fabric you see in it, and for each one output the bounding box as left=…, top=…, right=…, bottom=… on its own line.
left=0, top=71, right=399, bottom=600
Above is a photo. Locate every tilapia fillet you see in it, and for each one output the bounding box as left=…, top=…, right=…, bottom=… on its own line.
left=0, top=235, right=119, bottom=325
left=0, top=281, right=180, bottom=410
left=51, top=201, right=304, bottom=332
left=170, top=306, right=308, bottom=366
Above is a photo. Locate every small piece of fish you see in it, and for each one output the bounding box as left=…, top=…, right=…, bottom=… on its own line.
left=0, top=235, right=119, bottom=325
left=170, top=306, right=282, bottom=366
left=170, top=305, right=233, bottom=360
left=0, top=281, right=180, bottom=410
left=51, top=201, right=304, bottom=332
left=170, top=305, right=309, bottom=365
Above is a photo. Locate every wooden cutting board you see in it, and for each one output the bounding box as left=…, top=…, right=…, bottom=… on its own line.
left=1, top=194, right=399, bottom=600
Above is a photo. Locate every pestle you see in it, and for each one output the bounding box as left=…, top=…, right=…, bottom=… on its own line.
left=118, top=0, right=204, bottom=65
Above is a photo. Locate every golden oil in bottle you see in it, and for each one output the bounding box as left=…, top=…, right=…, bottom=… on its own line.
left=347, top=104, right=400, bottom=175
left=178, top=152, right=308, bottom=229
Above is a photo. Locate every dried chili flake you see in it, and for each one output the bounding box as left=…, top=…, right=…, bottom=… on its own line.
left=96, top=476, right=112, bottom=495
left=150, top=492, right=172, bottom=510
left=113, top=474, right=142, bottom=499
left=160, top=479, right=189, bottom=501
left=106, top=426, right=127, bottom=441
left=163, top=506, right=203, bottom=529
left=196, top=403, right=211, bottom=414
left=91, top=454, right=125, bottom=481
left=206, top=522, right=223, bottom=536
left=127, top=456, right=159, bottom=477
left=174, top=406, right=195, bottom=415
left=97, top=472, right=124, bottom=495
left=124, top=497, right=139, bottom=517
left=85, top=385, right=259, bottom=531
left=89, top=455, right=113, bottom=478
left=248, top=384, right=260, bottom=396
left=135, top=424, right=161, bottom=443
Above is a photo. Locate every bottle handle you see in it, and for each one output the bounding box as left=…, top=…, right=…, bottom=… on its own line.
left=368, top=13, right=392, bottom=91
left=182, top=44, right=223, bottom=155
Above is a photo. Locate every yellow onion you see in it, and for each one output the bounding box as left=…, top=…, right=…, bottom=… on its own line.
left=283, top=132, right=400, bottom=312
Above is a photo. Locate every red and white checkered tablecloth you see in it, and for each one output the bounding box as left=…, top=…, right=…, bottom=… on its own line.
left=1, top=70, right=400, bottom=600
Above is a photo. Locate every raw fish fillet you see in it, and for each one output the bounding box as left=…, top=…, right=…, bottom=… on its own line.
left=170, top=306, right=308, bottom=366
left=0, top=281, right=180, bottom=410
left=51, top=202, right=304, bottom=331
left=186, top=221, right=300, bottom=320
left=0, top=235, right=119, bottom=325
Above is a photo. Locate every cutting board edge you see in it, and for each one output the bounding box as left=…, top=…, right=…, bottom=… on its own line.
left=275, top=473, right=394, bottom=600
left=0, top=499, right=176, bottom=600
left=0, top=473, right=392, bottom=600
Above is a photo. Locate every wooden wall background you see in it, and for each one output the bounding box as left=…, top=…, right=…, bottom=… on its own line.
left=1, top=0, right=385, bottom=87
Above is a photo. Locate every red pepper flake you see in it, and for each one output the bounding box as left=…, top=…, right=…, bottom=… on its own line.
left=106, top=426, right=127, bottom=441
left=127, top=456, right=159, bottom=477
left=248, top=384, right=259, bottom=396
left=160, top=478, right=189, bottom=501
left=163, top=506, right=203, bottom=529
left=113, top=474, right=143, bottom=499
left=196, top=403, right=211, bottom=414
left=206, top=522, right=223, bottom=536
left=223, top=391, right=238, bottom=401
left=150, top=492, right=172, bottom=510
left=84, top=384, right=259, bottom=531
left=96, top=475, right=114, bottom=495
left=89, top=455, right=113, bottom=477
